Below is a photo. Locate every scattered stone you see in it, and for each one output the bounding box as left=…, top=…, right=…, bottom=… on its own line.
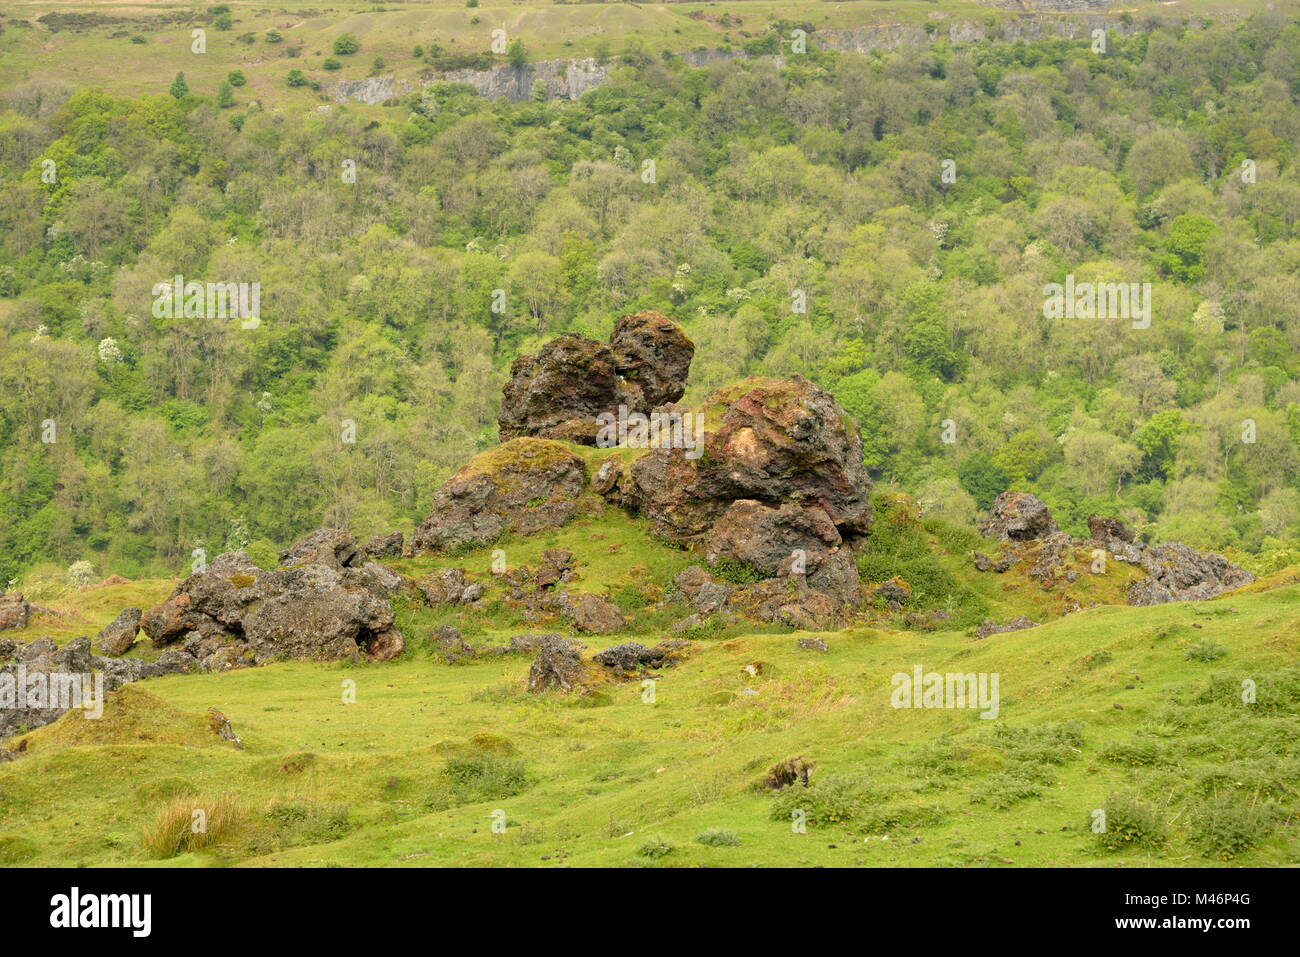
left=95, top=607, right=142, bottom=657
left=975, top=616, right=1039, bottom=640
left=797, top=636, right=829, bottom=652
left=693, top=581, right=730, bottom=615
left=206, top=707, right=243, bottom=749
left=432, top=625, right=475, bottom=663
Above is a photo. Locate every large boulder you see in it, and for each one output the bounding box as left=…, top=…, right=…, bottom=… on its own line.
left=1087, top=514, right=1136, bottom=544
left=498, top=335, right=620, bottom=444
left=979, top=491, right=1059, bottom=541
left=140, top=545, right=405, bottom=665
left=1128, top=542, right=1253, bottom=605
left=610, top=311, right=694, bottom=411
left=95, top=607, right=141, bottom=656
left=616, top=376, right=874, bottom=546
left=408, top=438, right=586, bottom=553
left=497, top=313, right=694, bottom=445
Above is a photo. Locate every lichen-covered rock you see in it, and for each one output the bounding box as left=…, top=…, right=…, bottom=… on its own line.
left=526, top=635, right=596, bottom=694
left=362, top=531, right=404, bottom=558
left=609, top=311, right=694, bottom=411
left=408, top=438, right=585, bottom=553
left=140, top=549, right=404, bottom=664
left=278, top=528, right=364, bottom=569
left=979, top=491, right=1059, bottom=541
left=95, top=607, right=141, bottom=656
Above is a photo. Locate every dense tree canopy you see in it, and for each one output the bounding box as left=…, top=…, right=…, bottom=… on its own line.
left=2, top=14, right=1299, bottom=583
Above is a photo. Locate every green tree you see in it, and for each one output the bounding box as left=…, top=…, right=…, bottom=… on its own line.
left=507, top=38, right=527, bottom=67
left=958, top=451, right=1010, bottom=511
left=333, top=33, right=360, bottom=55
left=169, top=72, right=189, bottom=100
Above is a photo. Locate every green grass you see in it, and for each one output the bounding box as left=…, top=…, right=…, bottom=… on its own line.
left=3, top=514, right=1298, bottom=865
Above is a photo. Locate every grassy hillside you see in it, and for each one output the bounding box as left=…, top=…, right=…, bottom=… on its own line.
left=2, top=500, right=1297, bottom=868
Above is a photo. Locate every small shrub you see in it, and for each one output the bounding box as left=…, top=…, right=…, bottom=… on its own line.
left=66, top=560, right=95, bottom=588
left=323, top=57, right=341, bottom=71
left=694, top=828, right=741, bottom=847
left=1092, top=791, right=1167, bottom=851
left=638, top=836, right=674, bottom=859
left=1186, top=637, right=1226, bottom=662
left=286, top=68, right=307, bottom=87
left=1189, top=794, right=1276, bottom=860
left=333, top=32, right=360, bottom=55
left=227, top=69, right=246, bottom=86
left=265, top=29, right=282, bottom=43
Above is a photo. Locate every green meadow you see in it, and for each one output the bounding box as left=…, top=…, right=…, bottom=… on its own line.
left=2, top=499, right=1297, bottom=868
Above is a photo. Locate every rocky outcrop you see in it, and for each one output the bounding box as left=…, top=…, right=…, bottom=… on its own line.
left=408, top=438, right=585, bottom=553
left=497, top=312, right=693, bottom=444
left=94, top=607, right=141, bottom=656
left=140, top=533, right=405, bottom=666
left=980, top=492, right=1059, bottom=542
left=0, top=635, right=200, bottom=741
left=614, top=375, right=873, bottom=549
left=973, top=498, right=1254, bottom=606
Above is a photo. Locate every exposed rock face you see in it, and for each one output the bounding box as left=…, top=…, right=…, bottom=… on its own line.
left=140, top=535, right=405, bottom=666
left=408, top=438, right=586, bottom=553
left=0, top=593, right=29, bottom=632
left=95, top=607, right=141, bottom=656
left=497, top=313, right=693, bottom=444
left=980, top=491, right=1059, bottom=541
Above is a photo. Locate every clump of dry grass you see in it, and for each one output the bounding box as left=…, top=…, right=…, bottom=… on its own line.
left=141, top=792, right=246, bottom=859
